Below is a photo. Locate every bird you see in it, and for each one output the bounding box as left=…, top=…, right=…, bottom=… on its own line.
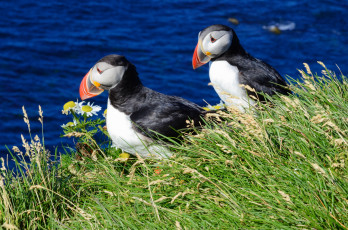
left=79, top=54, right=209, bottom=159
left=192, top=24, right=291, bottom=111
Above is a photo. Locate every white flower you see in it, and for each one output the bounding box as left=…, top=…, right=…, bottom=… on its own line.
left=61, top=119, right=78, bottom=128
left=76, top=101, right=101, bottom=117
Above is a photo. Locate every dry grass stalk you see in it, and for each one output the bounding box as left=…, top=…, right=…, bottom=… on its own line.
left=240, top=84, right=256, bottom=93
left=216, top=144, right=233, bottom=154
left=311, top=114, right=327, bottom=124
left=64, top=132, right=85, bottom=138
left=225, top=106, right=242, bottom=115
left=298, top=69, right=309, bottom=80
left=311, top=163, right=326, bottom=176
left=171, top=192, right=183, bottom=204
left=175, top=221, right=183, bottom=230
left=67, top=204, right=93, bottom=220
left=103, top=190, right=116, bottom=197
left=154, top=196, right=170, bottom=203
left=204, top=113, right=222, bottom=122
left=298, top=70, right=316, bottom=91
left=0, top=158, right=5, bottom=171
left=294, top=151, right=306, bottom=159
left=278, top=190, right=292, bottom=204
left=263, top=119, right=274, bottom=124
left=1, top=223, right=18, bottom=230
left=0, top=174, right=15, bottom=228
left=239, top=113, right=264, bottom=140
left=30, top=185, right=93, bottom=220
left=331, top=160, right=345, bottom=168
left=148, top=179, right=171, bottom=186
left=333, top=138, right=347, bottom=146
left=214, top=130, right=236, bottom=144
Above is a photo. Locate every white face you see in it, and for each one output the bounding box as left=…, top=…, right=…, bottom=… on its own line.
left=200, top=30, right=233, bottom=58
left=90, top=61, right=128, bottom=90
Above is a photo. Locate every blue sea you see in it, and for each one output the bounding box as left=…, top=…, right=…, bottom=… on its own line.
left=1, top=0, right=347, bottom=162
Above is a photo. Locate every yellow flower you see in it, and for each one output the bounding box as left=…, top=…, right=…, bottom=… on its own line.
left=62, top=100, right=80, bottom=115
left=119, top=152, right=130, bottom=159
left=63, top=101, right=76, bottom=111
left=116, top=152, right=130, bottom=162
left=77, top=101, right=101, bottom=117
left=61, top=119, right=77, bottom=128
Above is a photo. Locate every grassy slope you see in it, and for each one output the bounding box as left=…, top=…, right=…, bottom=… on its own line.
left=1, top=64, right=347, bottom=229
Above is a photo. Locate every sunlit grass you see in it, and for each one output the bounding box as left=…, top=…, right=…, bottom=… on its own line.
left=0, top=63, right=347, bottom=229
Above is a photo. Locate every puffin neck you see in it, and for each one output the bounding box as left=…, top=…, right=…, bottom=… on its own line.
left=109, top=64, right=143, bottom=106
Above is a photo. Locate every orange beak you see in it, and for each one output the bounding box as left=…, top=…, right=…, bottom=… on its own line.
left=192, top=40, right=211, bottom=69
left=79, top=69, right=104, bottom=100
left=192, top=43, right=205, bottom=69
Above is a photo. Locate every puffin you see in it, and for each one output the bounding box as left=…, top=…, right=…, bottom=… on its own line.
left=192, top=24, right=291, bottom=111
left=79, top=54, right=208, bottom=159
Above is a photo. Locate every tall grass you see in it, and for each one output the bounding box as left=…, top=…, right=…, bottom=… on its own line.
left=1, top=63, right=347, bottom=229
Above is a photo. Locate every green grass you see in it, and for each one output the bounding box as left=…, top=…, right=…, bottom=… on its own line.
left=1, top=63, right=347, bottom=229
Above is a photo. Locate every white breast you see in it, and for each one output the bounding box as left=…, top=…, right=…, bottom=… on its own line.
left=106, top=99, right=171, bottom=159
left=209, top=60, right=255, bottom=111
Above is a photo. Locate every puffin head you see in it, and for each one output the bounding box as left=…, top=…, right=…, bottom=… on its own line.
left=192, top=24, right=234, bottom=69
left=80, top=55, right=130, bottom=100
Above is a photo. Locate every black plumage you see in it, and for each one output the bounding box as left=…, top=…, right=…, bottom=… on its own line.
left=200, top=24, right=291, bottom=101
left=108, top=56, right=206, bottom=139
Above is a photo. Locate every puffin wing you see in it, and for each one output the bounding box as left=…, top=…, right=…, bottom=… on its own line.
left=130, top=95, right=205, bottom=139
left=236, top=57, right=291, bottom=101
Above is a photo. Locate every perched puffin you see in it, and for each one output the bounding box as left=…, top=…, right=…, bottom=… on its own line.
left=192, top=24, right=290, bottom=111
left=80, top=54, right=208, bottom=159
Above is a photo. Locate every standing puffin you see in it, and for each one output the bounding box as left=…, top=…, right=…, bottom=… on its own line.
left=80, top=54, right=207, bottom=159
left=192, top=24, right=290, bottom=111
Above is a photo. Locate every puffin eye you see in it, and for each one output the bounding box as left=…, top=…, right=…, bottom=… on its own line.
left=97, top=67, right=102, bottom=74
left=210, top=34, right=217, bottom=43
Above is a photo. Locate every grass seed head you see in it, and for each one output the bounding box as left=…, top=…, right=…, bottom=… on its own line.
left=311, top=163, right=326, bottom=175
left=0, top=157, right=6, bottom=171
left=298, top=69, right=309, bottom=80
left=333, top=138, right=346, bottom=146
left=21, top=135, right=30, bottom=156
left=240, top=84, right=256, bottom=93
left=34, top=135, right=40, bottom=142
left=304, top=80, right=316, bottom=91
left=317, top=61, right=327, bottom=70
left=216, top=144, right=233, bottom=154
left=263, top=118, right=275, bottom=124
left=12, top=146, right=21, bottom=154
left=278, top=190, right=292, bottom=204
left=38, top=105, right=43, bottom=124
left=311, top=114, right=327, bottom=124
left=1, top=223, right=19, bottom=230
left=64, top=132, right=85, bottom=138
left=22, top=106, right=30, bottom=131
left=303, top=63, right=312, bottom=76
left=294, top=151, right=306, bottom=159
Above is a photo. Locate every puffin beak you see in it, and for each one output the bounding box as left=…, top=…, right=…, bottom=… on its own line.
left=79, top=69, right=104, bottom=100
left=192, top=39, right=211, bottom=69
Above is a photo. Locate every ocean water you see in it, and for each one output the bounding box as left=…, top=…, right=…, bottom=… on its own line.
left=1, top=0, right=347, bottom=161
